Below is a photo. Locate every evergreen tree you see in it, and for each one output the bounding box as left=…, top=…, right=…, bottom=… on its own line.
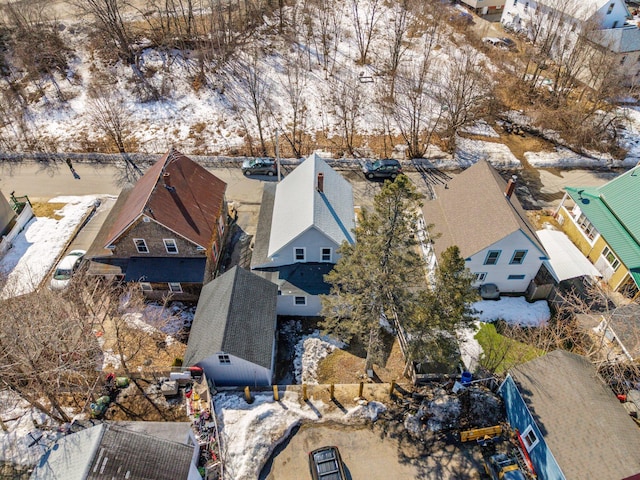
left=321, top=175, right=425, bottom=371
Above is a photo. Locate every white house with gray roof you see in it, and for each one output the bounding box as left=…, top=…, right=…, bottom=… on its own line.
left=423, top=160, right=547, bottom=294
left=184, top=266, right=278, bottom=386
left=251, top=153, right=355, bottom=316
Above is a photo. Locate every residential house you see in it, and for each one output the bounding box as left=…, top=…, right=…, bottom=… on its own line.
left=579, top=303, right=640, bottom=362
left=183, top=266, right=278, bottom=386
left=501, top=0, right=640, bottom=85
left=499, top=350, right=640, bottom=480
left=251, top=153, right=355, bottom=316
left=30, top=422, right=201, bottom=480
left=0, top=189, right=16, bottom=236
left=554, top=163, right=640, bottom=298
left=459, top=0, right=505, bottom=16
left=422, top=159, right=547, bottom=294
left=86, top=149, right=228, bottom=300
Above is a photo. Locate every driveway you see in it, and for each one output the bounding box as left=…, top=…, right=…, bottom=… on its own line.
left=259, top=422, right=483, bottom=480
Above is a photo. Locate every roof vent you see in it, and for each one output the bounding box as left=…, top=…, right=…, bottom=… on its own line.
left=317, top=172, right=324, bottom=193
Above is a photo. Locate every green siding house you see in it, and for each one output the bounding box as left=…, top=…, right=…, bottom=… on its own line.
left=555, top=164, right=640, bottom=298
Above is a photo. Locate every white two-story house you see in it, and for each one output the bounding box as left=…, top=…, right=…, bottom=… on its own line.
left=251, top=153, right=355, bottom=315
left=422, top=160, right=547, bottom=295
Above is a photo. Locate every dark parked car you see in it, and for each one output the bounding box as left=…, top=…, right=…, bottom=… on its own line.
left=241, top=158, right=277, bottom=176
left=362, top=159, right=403, bottom=180
left=308, top=446, right=347, bottom=480
left=500, top=37, right=517, bottom=49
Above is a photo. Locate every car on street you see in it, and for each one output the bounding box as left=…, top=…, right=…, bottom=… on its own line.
left=308, top=446, right=347, bottom=480
left=50, top=249, right=86, bottom=290
left=362, top=159, right=403, bottom=180
left=241, top=158, right=277, bottom=176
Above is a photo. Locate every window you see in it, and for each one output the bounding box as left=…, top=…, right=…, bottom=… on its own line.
left=294, top=247, right=306, bottom=262
left=521, top=425, right=539, bottom=452
left=168, top=282, right=182, bottom=293
left=218, top=354, right=230, bottom=364
left=607, top=3, right=614, bottom=14
left=510, top=250, right=527, bottom=265
left=571, top=206, right=599, bottom=242
left=163, top=239, right=178, bottom=254
left=512, top=0, right=517, bottom=5
left=321, top=248, right=332, bottom=262
left=602, top=246, right=621, bottom=270
left=294, top=296, right=307, bottom=305
left=218, top=215, right=225, bottom=236
left=473, top=272, right=487, bottom=283
left=508, top=274, right=526, bottom=280
left=484, top=250, right=501, bottom=265
left=140, top=282, right=152, bottom=292
left=134, top=238, right=148, bottom=253
left=212, top=242, right=218, bottom=261
left=613, top=20, right=618, bottom=28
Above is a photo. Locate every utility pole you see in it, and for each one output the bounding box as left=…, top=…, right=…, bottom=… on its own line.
left=275, top=128, right=281, bottom=181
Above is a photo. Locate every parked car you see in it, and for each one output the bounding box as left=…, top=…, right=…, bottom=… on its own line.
left=308, top=446, right=347, bottom=480
left=482, top=37, right=506, bottom=48
left=50, top=250, right=86, bottom=290
left=484, top=453, right=526, bottom=480
left=500, top=37, right=516, bottom=50
left=479, top=283, right=500, bottom=301
left=241, top=158, right=277, bottom=176
left=362, top=159, right=403, bottom=180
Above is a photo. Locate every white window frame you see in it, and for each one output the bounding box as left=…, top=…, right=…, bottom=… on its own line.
left=570, top=205, right=599, bottom=245
left=218, top=354, right=231, bottom=365
left=473, top=272, right=487, bottom=283
left=140, top=282, right=153, bottom=292
left=321, top=247, right=332, bottom=262
left=168, top=282, right=182, bottom=293
left=218, top=215, right=225, bottom=236
left=163, top=238, right=179, bottom=254
left=294, top=296, right=307, bottom=306
left=134, top=238, right=149, bottom=253
left=602, top=246, right=621, bottom=270
left=294, top=247, right=306, bottom=262
left=521, top=425, right=540, bottom=452
left=212, top=242, right=218, bottom=261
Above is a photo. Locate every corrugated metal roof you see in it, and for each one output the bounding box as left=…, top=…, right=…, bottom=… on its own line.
left=268, top=153, right=355, bottom=258
left=566, top=183, right=640, bottom=271
left=537, top=229, right=602, bottom=282
left=598, top=164, right=640, bottom=243
left=509, top=350, right=640, bottom=480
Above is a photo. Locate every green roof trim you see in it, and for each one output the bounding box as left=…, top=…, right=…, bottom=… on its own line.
left=631, top=269, right=640, bottom=289
left=566, top=182, right=640, bottom=271
left=598, top=164, right=640, bottom=244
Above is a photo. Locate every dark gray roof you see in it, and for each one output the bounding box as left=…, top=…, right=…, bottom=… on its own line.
left=184, top=266, right=278, bottom=369
left=124, top=257, right=206, bottom=283
left=509, top=350, right=640, bottom=480
left=30, top=423, right=194, bottom=480
left=423, top=160, right=545, bottom=259
left=250, top=182, right=276, bottom=268
left=254, top=262, right=334, bottom=295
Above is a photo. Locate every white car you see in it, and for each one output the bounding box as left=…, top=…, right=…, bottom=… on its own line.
left=50, top=250, right=86, bottom=290
left=482, top=37, right=506, bottom=48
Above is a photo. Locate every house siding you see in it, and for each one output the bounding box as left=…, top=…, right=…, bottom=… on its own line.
left=268, top=227, right=341, bottom=268
left=499, top=375, right=566, bottom=480
left=197, top=353, right=272, bottom=387
left=277, top=294, right=323, bottom=316
left=460, top=0, right=505, bottom=12
left=467, top=230, right=544, bottom=293
left=558, top=207, right=631, bottom=291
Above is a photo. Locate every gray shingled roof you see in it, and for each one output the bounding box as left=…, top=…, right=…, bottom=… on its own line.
left=509, top=350, right=640, bottom=480
left=250, top=182, right=277, bottom=269
left=184, top=266, right=278, bottom=369
left=255, top=262, right=334, bottom=296
left=422, top=160, right=545, bottom=259
left=31, top=423, right=194, bottom=480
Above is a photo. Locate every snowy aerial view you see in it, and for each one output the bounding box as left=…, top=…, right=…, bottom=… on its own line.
left=1, top=0, right=640, bottom=479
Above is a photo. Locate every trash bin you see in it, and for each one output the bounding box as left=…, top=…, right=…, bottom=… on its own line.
left=461, top=371, right=472, bottom=385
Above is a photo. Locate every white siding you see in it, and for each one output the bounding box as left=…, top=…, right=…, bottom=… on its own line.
left=277, top=294, right=323, bottom=316
left=268, top=227, right=341, bottom=268
left=198, top=353, right=272, bottom=387
left=467, top=230, right=545, bottom=293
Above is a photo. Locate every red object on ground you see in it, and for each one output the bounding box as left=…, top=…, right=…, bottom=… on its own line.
left=188, top=366, right=204, bottom=375
left=617, top=394, right=627, bottom=402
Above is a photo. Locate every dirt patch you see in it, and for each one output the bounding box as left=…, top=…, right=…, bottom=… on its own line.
left=31, top=202, right=65, bottom=219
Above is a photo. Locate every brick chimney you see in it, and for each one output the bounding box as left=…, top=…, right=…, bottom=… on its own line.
left=317, top=172, right=324, bottom=193
left=505, top=175, right=517, bottom=198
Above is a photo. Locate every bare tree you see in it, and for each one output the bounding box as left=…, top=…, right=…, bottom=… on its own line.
left=385, top=0, right=410, bottom=95
left=350, top=0, right=382, bottom=65
left=311, top=0, right=343, bottom=78
left=433, top=47, right=492, bottom=153
left=231, top=51, right=272, bottom=156
left=330, top=76, right=363, bottom=156
left=278, top=50, right=308, bottom=158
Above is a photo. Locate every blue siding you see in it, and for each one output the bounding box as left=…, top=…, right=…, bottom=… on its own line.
left=499, top=375, right=565, bottom=480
